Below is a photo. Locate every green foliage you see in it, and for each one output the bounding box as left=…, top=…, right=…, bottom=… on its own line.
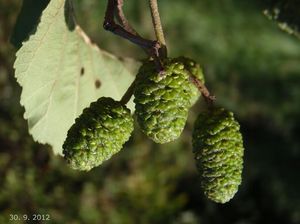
left=1, top=0, right=300, bottom=223
left=193, top=108, right=244, bottom=203
left=13, top=0, right=137, bottom=155
left=63, top=97, right=134, bottom=171
left=134, top=58, right=198, bottom=143
left=263, top=0, right=300, bottom=38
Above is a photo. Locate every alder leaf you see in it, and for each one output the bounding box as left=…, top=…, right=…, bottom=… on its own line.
left=14, top=0, right=138, bottom=155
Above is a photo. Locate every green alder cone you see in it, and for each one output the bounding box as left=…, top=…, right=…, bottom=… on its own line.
left=192, top=107, right=244, bottom=203
left=63, top=97, right=134, bottom=171
left=172, top=57, right=205, bottom=105
left=134, top=57, right=201, bottom=144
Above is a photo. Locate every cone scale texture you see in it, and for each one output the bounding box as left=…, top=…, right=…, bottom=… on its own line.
left=134, top=57, right=203, bottom=144
left=192, top=108, right=244, bottom=203
left=63, top=97, right=134, bottom=171
left=173, top=57, right=205, bottom=105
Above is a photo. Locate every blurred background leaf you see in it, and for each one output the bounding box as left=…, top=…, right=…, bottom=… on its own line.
left=10, top=0, right=50, bottom=48
left=262, top=0, right=300, bottom=39
left=0, top=0, right=300, bottom=223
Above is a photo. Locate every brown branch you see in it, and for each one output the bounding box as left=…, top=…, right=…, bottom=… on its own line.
left=114, top=0, right=163, bottom=72
left=189, top=75, right=216, bottom=105
left=103, top=2, right=154, bottom=50
left=103, top=0, right=164, bottom=72
left=115, top=0, right=138, bottom=35
left=120, top=80, right=136, bottom=105
left=149, top=0, right=167, bottom=58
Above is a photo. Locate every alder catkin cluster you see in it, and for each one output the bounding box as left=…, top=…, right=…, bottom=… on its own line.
left=63, top=56, right=204, bottom=170
left=62, top=56, right=245, bottom=204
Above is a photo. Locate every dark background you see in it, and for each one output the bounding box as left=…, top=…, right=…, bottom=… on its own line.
left=0, top=0, right=300, bottom=223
